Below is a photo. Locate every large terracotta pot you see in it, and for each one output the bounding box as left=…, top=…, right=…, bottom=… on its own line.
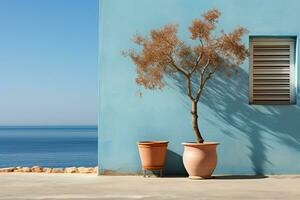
left=137, top=141, right=168, bottom=171
left=182, top=142, right=219, bottom=179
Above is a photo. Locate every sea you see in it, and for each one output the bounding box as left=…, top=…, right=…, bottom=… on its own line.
left=0, top=126, right=97, bottom=168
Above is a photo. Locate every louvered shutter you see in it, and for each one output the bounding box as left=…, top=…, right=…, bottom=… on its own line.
left=249, top=38, right=296, bottom=104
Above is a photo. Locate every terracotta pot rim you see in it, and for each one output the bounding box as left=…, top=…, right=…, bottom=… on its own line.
left=182, top=142, right=219, bottom=146
left=138, top=141, right=169, bottom=145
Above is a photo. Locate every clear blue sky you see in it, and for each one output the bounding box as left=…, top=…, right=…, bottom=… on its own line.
left=0, top=0, right=98, bottom=126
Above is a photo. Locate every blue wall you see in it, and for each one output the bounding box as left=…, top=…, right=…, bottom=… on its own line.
left=99, top=0, right=300, bottom=175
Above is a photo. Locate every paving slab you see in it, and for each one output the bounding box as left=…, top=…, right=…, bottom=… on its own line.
left=0, top=173, right=300, bottom=200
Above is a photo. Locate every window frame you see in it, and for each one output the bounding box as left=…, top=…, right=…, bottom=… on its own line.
left=249, top=36, right=297, bottom=105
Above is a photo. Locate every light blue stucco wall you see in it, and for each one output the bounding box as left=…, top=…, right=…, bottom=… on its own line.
left=99, top=0, right=300, bottom=175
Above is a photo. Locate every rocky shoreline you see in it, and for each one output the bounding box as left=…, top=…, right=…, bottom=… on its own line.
left=0, top=166, right=98, bottom=174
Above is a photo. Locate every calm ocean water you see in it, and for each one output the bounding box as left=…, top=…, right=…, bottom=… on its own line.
left=0, top=126, right=97, bottom=168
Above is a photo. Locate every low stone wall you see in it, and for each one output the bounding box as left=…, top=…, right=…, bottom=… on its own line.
left=0, top=166, right=98, bottom=174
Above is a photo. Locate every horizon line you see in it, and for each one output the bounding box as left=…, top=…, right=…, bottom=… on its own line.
left=0, top=125, right=98, bottom=129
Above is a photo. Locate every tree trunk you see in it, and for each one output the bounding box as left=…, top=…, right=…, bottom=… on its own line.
left=191, top=101, right=204, bottom=143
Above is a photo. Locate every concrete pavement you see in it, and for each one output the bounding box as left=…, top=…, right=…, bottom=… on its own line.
left=0, top=173, right=300, bottom=200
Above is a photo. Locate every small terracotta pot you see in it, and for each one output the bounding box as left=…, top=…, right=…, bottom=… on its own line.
left=182, top=142, right=219, bottom=179
left=137, top=141, right=168, bottom=170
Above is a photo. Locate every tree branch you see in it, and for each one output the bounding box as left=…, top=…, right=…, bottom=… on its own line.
left=168, top=56, right=189, bottom=77
left=203, top=66, right=217, bottom=86
left=195, top=74, right=205, bottom=101
left=187, top=77, right=195, bottom=101
left=157, top=35, right=190, bottom=77
left=195, top=60, right=217, bottom=101
left=168, top=54, right=194, bottom=101
left=188, top=39, right=204, bottom=77
left=201, top=57, right=210, bottom=74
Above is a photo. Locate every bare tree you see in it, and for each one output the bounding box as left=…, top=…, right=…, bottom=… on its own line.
left=124, top=9, right=248, bottom=143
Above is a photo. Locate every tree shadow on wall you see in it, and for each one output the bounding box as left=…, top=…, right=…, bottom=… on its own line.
left=169, top=66, right=300, bottom=175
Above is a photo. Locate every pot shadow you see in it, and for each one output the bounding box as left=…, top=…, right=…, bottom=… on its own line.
left=212, top=175, right=268, bottom=180
left=162, top=150, right=188, bottom=177
left=155, top=150, right=268, bottom=178
left=162, top=150, right=267, bottom=179
left=167, top=62, right=300, bottom=175
left=144, top=150, right=186, bottom=177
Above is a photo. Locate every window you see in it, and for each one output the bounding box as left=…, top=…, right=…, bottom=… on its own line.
left=249, top=37, right=296, bottom=104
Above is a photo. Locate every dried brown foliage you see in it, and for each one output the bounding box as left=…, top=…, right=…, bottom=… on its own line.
left=124, top=9, right=248, bottom=99
left=124, top=9, right=249, bottom=142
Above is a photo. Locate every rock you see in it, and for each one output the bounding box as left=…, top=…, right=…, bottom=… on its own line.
left=78, top=167, right=94, bottom=173
left=93, top=167, right=98, bottom=174
left=43, top=168, right=52, bottom=173
left=31, top=166, right=43, bottom=173
left=21, top=167, right=31, bottom=172
left=51, top=168, right=64, bottom=173
left=77, top=167, right=84, bottom=173
left=89, top=167, right=95, bottom=173
left=65, top=167, right=78, bottom=173
left=13, top=167, right=22, bottom=172
left=0, top=166, right=97, bottom=173
left=0, top=167, right=15, bottom=173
